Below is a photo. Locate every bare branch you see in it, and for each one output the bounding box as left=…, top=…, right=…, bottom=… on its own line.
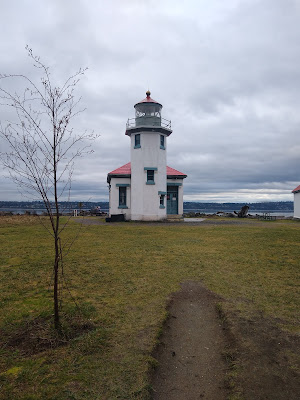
left=0, top=47, right=99, bottom=330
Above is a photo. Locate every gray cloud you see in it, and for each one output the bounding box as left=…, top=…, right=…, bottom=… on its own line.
left=0, top=0, right=299, bottom=202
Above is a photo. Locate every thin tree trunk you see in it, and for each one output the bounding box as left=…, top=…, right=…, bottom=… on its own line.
left=53, top=237, right=60, bottom=330
left=53, top=113, right=61, bottom=331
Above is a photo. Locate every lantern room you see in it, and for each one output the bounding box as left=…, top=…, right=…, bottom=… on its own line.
left=134, top=90, right=162, bottom=127
left=125, top=91, right=172, bottom=135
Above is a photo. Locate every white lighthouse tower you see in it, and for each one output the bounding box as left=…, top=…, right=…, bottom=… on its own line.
left=125, top=90, right=172, bottom=220
left=107, top=91, right=187, bottom=221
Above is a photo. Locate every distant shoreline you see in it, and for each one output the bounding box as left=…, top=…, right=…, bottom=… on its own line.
left=0, top=206, right=294, bottom=218
left=0, top=200, right=294, bottom=217
left=0, top=200, right=293, bottom=210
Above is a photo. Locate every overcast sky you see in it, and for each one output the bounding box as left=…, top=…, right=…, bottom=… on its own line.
left=0, top=0, right=299, bottom=203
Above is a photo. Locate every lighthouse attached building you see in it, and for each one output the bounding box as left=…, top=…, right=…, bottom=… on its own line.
left=107, top=92, right=187, bottom=221
left=292, top=185, right=300, bottom=218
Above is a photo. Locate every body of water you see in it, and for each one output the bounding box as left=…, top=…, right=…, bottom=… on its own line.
left=0, top=207, right=294, bottom=217
left=184, top=209, right=294, bottom=217
left=0, top=207, right=109, bottom=215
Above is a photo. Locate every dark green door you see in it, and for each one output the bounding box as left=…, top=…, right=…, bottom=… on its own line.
left=167, top=186, right=178, bottom=215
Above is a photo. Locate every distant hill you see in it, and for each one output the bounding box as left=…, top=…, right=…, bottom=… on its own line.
left=0, top=200, right=293, bottom=212
left=0, top=201, right=109, bottom=210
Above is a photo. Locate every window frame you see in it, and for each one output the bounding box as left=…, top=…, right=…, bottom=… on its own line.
left=134, top=134, right=141, bottom=149
left=147, top=169, right=155, bottom=184
left=144, top=167, right=157, bottom=185
left=118, top=186, right=127, bottom=208
left=160, top=134, right=165, bottom=150
left=158, top=191, right=166, bottom=209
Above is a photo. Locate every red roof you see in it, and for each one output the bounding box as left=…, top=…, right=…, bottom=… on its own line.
left=108, top=162, right=187, bottom=177
left=166, top=165, right=187, bottom=177
left=137, top=96, right=160, bottom=104
left=108, top=162, right=131, bottom=175
left=292, top=185, right=300, bottom=193
left=135, top=91, right=162, bottom=106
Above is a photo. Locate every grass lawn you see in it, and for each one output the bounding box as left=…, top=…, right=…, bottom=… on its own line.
left=0, top=215, right=299, bottom=399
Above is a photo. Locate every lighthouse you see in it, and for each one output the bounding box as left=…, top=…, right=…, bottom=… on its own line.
left=107, top=91, right=187, bottom=221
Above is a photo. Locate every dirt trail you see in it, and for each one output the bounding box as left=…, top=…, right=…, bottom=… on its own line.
left=151, top=282, right=229, bottom=400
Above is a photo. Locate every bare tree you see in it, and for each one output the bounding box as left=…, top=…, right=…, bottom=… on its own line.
left=0, top=47, right=98, bottom=330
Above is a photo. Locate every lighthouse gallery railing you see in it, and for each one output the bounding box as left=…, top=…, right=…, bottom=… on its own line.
left=126, top=116, right=171, bottom=129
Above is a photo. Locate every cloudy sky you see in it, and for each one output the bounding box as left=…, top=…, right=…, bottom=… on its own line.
left=0, top=0, right=299, bottom=203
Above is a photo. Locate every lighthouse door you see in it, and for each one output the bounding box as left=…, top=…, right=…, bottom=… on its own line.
left=167, top=186, right=178, bottom=215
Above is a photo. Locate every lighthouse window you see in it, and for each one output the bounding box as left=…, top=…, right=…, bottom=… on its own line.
left=134, top=134, right=141, bottom=148
left=160, top=195, right=165, bottom=208
left=118, top=186, right=127, bottom=208
left=160, top=135, right=165, bottom=150
left=146, top=169, right=155, bottom=184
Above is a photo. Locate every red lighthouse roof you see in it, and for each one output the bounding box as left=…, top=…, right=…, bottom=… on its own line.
left=134, top=90, right=162, bottom=107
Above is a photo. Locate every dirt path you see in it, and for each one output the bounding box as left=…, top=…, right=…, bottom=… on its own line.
left=151, top=282, right=300, bottom=400
left=151, top=282, right=229, bottom=400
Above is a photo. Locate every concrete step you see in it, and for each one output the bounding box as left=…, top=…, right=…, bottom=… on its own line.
left=167, top=214, right=184, bottom=222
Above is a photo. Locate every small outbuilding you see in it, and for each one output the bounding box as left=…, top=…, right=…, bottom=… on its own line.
left=107, top=91, right=187, bottom=221
left=292, top=185, right=300, bottom=218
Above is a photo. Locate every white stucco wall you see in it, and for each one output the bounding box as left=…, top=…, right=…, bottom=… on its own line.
left=109, top=177, right=131, bottom=220
left=294, top=192, right=300, bottom=218
left=130, top=131, right=167, bottom=220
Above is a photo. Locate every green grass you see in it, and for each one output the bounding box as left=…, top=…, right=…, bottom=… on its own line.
left=0, top=215, right=299, bottom=399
